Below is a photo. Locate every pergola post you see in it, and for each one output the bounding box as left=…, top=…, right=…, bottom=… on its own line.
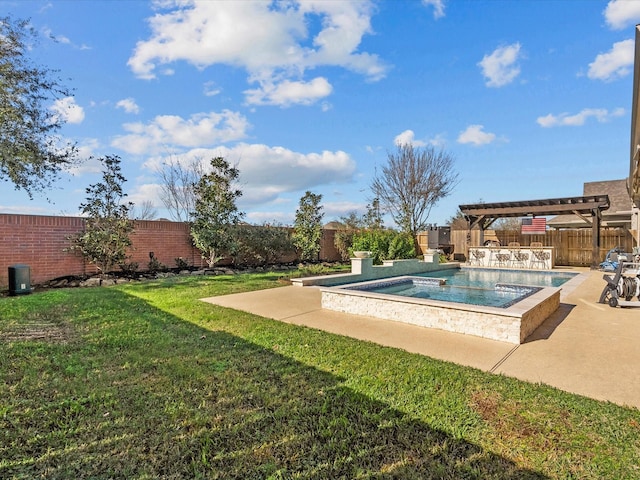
left=591, top=208, right=601, bottom=269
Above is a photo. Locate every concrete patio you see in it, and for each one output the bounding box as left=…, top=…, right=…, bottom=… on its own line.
left=201, top=268, right=640, bottom=410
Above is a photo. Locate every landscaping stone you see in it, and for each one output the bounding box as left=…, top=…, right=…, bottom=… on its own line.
left=82, top=277, right=102, bottom=287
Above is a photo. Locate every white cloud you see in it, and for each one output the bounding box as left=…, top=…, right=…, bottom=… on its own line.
left=50, top=96, right=85, bottom=124
left=244, top=77, right=333, bottom=107
left=536, top=107, right=625, bottom=127
left=587, top=39, right=634, bottom=81
left=323, top=200, right=369, bottom=219
left=428, top=133, right=447, bottom=148
left=422, top=0, right=445, bottom=19
left=143, top=143, right=356, bottom=207
left=245, top=210, right=295, bottom=226
left=43, top=27, right=90, bottom=50
left=203, top=81, right=221, bottom=97
left=394, top=129, right=427, bottom=147
left=457, top=125, right=496, bottom=146
left=127, top=0, right=387, bottom=106
left=43, top=27, right=70, bottom=44
left=0, top=204, right=54, bottom=215
left=111, top=110, right=250, bottom=155
left=116, top=98, right=140, bottom=114
left=242, top=199, right=373, bottom=226
left=127, top=183, right=163, bottom=210
left=478, top=43, right=522, bottom=87
left=604, top=0, right=640, bottom=30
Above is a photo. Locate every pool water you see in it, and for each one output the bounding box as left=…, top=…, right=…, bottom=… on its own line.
left=418, top=267, right=576, bottom=289
left=347, top=277, right=541, bottom=308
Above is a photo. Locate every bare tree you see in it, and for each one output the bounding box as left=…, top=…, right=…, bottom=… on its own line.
left=371, top=144, right=459, bottom=237
left=157, top=156, right=205, bottom=222
left=131, top=200, right=158, bottom=220
left=493, top=217, right=521, bottom=231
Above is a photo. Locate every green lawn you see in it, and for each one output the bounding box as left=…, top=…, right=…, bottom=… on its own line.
left=1, top=272, right=639, bottom=479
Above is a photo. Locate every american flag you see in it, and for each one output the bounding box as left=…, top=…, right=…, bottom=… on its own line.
left=521, top=217, right=546, bottom=234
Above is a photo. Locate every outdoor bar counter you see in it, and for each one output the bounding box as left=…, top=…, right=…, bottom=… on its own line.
left=468, top=245, right=554, bottom=269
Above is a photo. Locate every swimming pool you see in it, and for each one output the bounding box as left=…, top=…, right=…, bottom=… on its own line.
left=319, top=263, right=567, bottom=344
left=345, top=276, right=542, bottom=308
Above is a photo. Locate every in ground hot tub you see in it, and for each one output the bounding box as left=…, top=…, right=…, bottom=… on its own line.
left=320, top=275, right=560, bottom=344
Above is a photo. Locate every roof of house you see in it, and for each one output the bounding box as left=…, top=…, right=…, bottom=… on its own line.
left=547, top=179, right=632, bottom=228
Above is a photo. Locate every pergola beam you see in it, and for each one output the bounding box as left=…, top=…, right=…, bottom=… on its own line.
left=572, top=209, right=592, bottom=225
left=459, top=195, right=610, bottom=219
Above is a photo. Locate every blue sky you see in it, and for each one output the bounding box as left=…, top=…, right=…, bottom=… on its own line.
left=1, top=0, right=639, bottom=226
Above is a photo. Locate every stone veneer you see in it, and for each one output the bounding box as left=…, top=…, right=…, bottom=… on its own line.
left=320, top=279, right=560, bottom=344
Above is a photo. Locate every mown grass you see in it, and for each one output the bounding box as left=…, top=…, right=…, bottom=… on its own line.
left=1, top=272, right=639, bottom=479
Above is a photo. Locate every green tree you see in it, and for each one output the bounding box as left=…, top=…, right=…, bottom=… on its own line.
left=292, top=191, right=324, bottom=262
left=190, top=157, right=244, bottom=267
left=0, top=16, right=78, bottom=197
left=371, top=144, right=458, bottom=237
left=68, top=156, right=133, bottom=276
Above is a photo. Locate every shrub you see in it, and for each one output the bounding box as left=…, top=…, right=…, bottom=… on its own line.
left=351, top=229, right=395, bottom=264
left=333, top=228, right=355, bottom=262
left=228, top=224, right=295, bottom=267
left=175, top=257, right=190, bottom=270
left=148, top=257, right=167, bottom=273
left=388, top=232, right=416, bottom=259
left=351, top=230, right=417, bottom=263
left=119, top=261, right=139, bottom=276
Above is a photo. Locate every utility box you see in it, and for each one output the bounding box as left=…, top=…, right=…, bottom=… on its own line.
left=424, top=225, right=451, bottom=248
left=8, top=264, right=31, bottom=296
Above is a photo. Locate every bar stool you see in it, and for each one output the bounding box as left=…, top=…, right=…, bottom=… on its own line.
left=494, top=249, right=511, bottom=268
left=529, top=242, right=549, bottom=269
left=469, top=248, right=485, bottom=266
left=487, top=248, right=498, bottom=267
left=508, top=242, right=528, bottom=268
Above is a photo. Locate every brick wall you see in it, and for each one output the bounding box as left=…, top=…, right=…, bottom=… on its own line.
left=0, top=214, right=343, bottom=288
left=0, top=214, right=205, bottom=288
left=0, top=214, right=89, bottom=287
left=128, top=219, right=205, bottom=271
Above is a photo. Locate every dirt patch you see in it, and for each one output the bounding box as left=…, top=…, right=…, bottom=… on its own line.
left=0, top=307, right=75, bottom=343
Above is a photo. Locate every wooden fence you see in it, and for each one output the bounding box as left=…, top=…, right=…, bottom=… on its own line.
left=450, top=228, right=634, bottom=267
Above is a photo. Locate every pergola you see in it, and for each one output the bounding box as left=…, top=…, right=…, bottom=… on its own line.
left=459, top=195, right=610, bottom=268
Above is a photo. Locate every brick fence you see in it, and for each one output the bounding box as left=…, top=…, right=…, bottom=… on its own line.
left=0, top=214, right=341, bottom=288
